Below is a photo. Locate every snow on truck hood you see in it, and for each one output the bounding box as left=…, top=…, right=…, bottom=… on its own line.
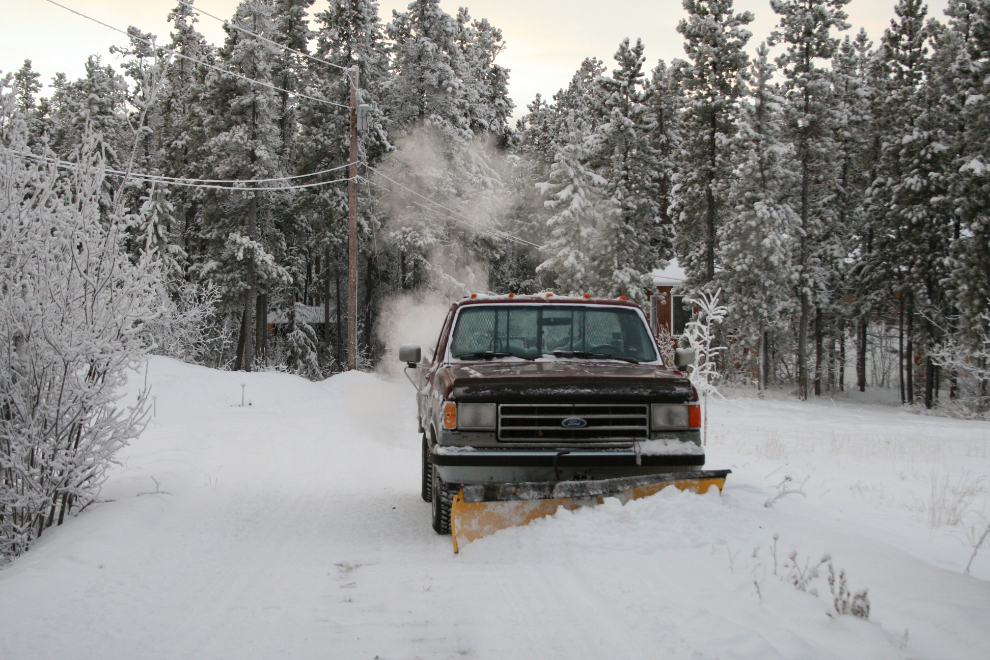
left=435, top=360, right=695, bottom=402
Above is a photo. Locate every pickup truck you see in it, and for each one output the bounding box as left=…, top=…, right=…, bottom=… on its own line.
left=399, top=294, right=704, bottom=535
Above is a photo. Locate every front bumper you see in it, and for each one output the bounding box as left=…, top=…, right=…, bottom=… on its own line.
left=431, top=446, right=706, bottom=486
left=431, top=448, right=705, bottom=467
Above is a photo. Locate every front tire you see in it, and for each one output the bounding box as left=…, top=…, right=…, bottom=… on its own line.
left=421, top=434, right=432, bottom=503
left=431, top=466, right=452, bottom=535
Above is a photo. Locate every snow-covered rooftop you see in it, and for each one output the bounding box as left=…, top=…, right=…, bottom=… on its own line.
left=267, top=305, right=331, bottom=326
left=651, top=259, right=686, bottom=288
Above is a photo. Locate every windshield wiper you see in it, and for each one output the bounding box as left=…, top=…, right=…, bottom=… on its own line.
left=552, top=350, right=640, bottom=364
left=454, top=351, right=536, bottom=361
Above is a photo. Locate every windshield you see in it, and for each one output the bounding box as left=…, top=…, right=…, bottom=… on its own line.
left=448, top=305, right=660, bottom=363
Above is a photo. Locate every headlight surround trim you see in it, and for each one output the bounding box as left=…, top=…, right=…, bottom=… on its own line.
left=651, top=403, right=690, bottom=430
left=456, top=403, right=497, bottom=430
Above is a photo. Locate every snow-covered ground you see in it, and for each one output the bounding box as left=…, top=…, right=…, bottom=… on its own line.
left=1, top=357, right=988, bottom=659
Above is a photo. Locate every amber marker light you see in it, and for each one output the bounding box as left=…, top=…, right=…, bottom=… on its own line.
left=470, top=293, right=477, bottom=298
left=583, top=293, right=591, bottom=299
left=443, top=402, right=457, bottom=429
left=546, top=292, right=554, bottom=297
left=508, top=293, right=515, bottom=298
left=619, top=295, right=627, bottom=300
left=688, top=404, right=701, bottom=428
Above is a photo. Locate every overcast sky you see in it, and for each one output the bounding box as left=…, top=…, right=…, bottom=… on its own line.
left=2, top=0, right=950, bottom=119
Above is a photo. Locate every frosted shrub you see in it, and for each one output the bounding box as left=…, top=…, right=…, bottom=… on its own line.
left=0, top=88, right=159, bottom=559
left=927, top=470, right=985, bottom=528
left=763, top=536, right=870, bottom=620
left=141, top=281, right=227, bottom=366
left=279, top=304, right=324, bottom=379
left=683, top=289, right=727, bottom=397
left=655, top=323, right=676, bottom=368
left=928, top=316, right=990, bottom=419
left=828, top=561, right=870, bottom=620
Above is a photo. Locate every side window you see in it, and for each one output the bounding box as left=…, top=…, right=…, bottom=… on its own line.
left=430, top=310, right=454, bottom=364
left=673, top=296, right=691, bottom=336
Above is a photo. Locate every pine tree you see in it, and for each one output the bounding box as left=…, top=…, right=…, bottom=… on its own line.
left=536, top=59, right=609, bottom=294
left=863, top=0, right=959, bottom=405
left=197, top=0, right=291, bottom=371
left=47, top=56, right=129, bottom=169
left=112, top=28, right=186, bottom=278
left=769, top=0, right=850, bottom=399
left=13, top=60, right=41, bottom=114
left=718, top=42, right=798, bottom=391
left=825, top=30, right=874, bottom=395
left=646, top=59, right=680, bottom=249
left=160, top=1, right=218, bottom=278
left=944, top=0, right=990, bottom=343
left=672, top=0, right=754, bottom=286
left=588, top=38, right=666, bottom=300
left=383, top=0, right=512, bottom=298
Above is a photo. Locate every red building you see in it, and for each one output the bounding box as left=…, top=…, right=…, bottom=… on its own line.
left=645, top=260, right=690, bottom=339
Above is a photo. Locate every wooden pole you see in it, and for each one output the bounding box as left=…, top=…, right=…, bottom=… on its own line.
left=347, top=67, right=359, bottom=371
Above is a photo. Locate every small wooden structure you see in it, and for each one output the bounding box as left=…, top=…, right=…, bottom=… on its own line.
left=266, top=304, right=332, bottom=337
left=645, top=260, right=690, bottom=339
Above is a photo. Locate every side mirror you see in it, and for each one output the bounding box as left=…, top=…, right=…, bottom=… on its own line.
left=399, top=344, right=421, bottom=368
left=674, top=348, right=695, bottom=369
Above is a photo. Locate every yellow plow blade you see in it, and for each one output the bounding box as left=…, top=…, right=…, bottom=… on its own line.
left=450, top=470, right=729, bottom=553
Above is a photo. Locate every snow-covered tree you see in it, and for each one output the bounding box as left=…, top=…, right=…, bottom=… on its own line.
left=943, top=0, right=990, bottom=344
left=0, top=87, right=160, bottom=559
left=293, top=0, right=391, bottom=367
left=13, top=60, right=41, bottom=114
left=196, top=0, right=291, bottom=371
left=381, top=0, right=512, bottom=298
left=672, top=0, right=754, bottom=286
left=769, top=0, right=850, bottom=399
left=646, top=59, right=681, bottom=248
left=587, top=38, right=667, bottom=300
left=718, top=42, right=798, bottom=390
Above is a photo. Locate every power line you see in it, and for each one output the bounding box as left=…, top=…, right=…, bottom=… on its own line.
left=43, top=0, right=351, bottom=110
left=172, top=50, right=351, bottom=110
left=361, top=166, right=542, bottom=249
left=120, top=172, right=355, bottom=191
left=109, top=161, right=356, bottom=185
left=175, top=0, right=351, bottom=75
left=9, top=149, right=355, bottom=192
left=359, top=174, right=541, bottom=249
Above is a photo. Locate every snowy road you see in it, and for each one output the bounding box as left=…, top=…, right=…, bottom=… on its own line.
left=1, top=357, right=988, bottom=659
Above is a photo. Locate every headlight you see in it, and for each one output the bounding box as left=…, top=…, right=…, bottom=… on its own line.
left=456, top=403, right=497, bottom=430
left=651, top=404, right=689, bottom=429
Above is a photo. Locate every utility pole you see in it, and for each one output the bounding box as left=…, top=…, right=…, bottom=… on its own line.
left=347, top=67, right=359, bottom=371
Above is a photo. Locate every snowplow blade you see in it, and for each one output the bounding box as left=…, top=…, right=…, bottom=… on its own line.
left=450, top=469, right=730, bottom=553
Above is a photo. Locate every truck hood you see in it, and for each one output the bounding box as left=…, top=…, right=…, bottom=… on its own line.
left=435, top=360, right=696, bottom=403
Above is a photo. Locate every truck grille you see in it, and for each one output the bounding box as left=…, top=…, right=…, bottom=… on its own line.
left=498, top=403, right=648, bottom=443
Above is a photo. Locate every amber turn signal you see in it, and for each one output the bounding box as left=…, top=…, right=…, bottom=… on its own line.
left=688, top=405, right=701, bottom=428
left=443, top=402, right=457, bottom=429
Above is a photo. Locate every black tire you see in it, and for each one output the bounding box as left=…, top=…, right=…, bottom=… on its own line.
left=431, top=466, right=452, bottom=535
left=421, top=434, right=432, bottom=503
